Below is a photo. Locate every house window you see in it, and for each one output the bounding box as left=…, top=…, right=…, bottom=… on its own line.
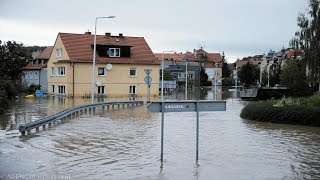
left=56, top=48, right=63, bottom=58
left=178, top=73, right=181, bottom=78
left=98, top=67, right=105, bottom=76
left=188, top=73, right=193, bottom=79
left=129, top=85, right=136, bottom=94
left=52, top=85, right=55, bottom=93
left=108, top=48, right=120, bottom=57
left=130, top=68, right=137, bottom=77
left=51, top=67, right=55, bottom=76
left=98, top=86, right=105, bottom=94
left=58, top=85, right=65, bottom=94
left=57, top=67, right=65, bottom=76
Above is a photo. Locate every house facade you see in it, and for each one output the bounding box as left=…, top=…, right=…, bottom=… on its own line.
left=22, top=46, right=53, bottom=92
left=47, top=32, right=159, bottom=98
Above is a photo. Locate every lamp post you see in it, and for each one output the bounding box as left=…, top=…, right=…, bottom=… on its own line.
left=91, top=16, right=115, bottom=104
left=183, top=53, right=189, bottom=100
left=161, top=50, right=176, bottom=101
left=214, top=63, right=219, bottom=100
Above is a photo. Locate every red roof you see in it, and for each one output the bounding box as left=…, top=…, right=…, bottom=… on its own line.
left=35, top=46, right=53, bottom=59
left=22, top=46, right=53, bottom=70
left=154, top=50, right=221, bottom=63
left=286, top=49, right=304, bottom=58
left=58, top=33, right=159, bottom=65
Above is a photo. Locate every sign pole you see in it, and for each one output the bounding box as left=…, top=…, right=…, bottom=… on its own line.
left=161, top=102, right=165, bottom=163
left=196, top=101, right=199, bottom=163
left=148, top=84, right=150, bottom=102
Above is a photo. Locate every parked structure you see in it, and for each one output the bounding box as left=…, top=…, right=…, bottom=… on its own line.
left=22, top=46, right=53, bottom=92
left=47, top=32, right=159, bottom=98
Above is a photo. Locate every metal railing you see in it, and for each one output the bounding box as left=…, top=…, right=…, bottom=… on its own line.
left=18, top=101, right=144, bottom=135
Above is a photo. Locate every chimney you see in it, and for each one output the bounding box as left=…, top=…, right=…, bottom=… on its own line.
left=119, top=33, right=123, bottom=37
left=85, top=31, right=91, bottom=35
left=105, top=32, right=111, bottom=36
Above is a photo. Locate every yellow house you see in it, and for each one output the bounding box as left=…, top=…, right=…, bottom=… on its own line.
left=47, top=32, right=160, bottom=98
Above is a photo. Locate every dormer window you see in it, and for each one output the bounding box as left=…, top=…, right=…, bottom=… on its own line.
left=108, top=48, right=120, bottom=57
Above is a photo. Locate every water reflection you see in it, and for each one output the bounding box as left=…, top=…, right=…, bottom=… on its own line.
left=0, top=89, right=320, bottom=179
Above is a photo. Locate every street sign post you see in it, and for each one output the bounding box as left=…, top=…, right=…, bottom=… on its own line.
left=147, top=100, right=226, bottom=164
left=144, top=69, right=152, bottom=76
left=144, top=69, right=152, bottom=102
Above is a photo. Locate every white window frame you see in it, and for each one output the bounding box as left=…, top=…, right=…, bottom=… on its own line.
left=129, top=68, right=137, bottom=77
left=188, top=73, right=193, bottom=79
left=178, top=73, right=181, bottom=78
left=108, top=48, right=120, bottom=57
left=58, top=85, right=65, bottom=94
left=50, top=67, right=55, bottom=76
left=129, top=85, right=136, bottom=94
left=56, top=48, right=63, bottom=58
left=57, top=67, right=65, bottom=76
left=98, top=67, right=105, bottom=76
left=98, top=86, right=105, bottom=94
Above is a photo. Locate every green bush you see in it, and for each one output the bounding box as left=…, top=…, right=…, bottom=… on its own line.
left=240, top=101, right=320, bottom=126
left=28, top=84, right=41, bottom=94
left=302, top=92, right=320, bottom=107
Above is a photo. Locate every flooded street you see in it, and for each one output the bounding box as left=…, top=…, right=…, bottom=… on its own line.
left=1, top=88, right=320, bottom=179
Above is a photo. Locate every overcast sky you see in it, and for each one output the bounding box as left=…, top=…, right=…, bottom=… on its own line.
left=0, top=0, right=307, bottom=62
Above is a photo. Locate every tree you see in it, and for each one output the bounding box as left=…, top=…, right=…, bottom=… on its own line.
left=163, top=69, right=174, bottom=80
left=290, top=0, right=320, bottom=83
left=221, top=52, right=231, bottom=79
left=0, top=41, right=31, bottom=81
left=200, top=67, right=212, bottom=86
left=238, top=62, right=259, bottom=86
left=280, top=60, right=311, bottom=96
left=0, top=40, right=31, bottom=106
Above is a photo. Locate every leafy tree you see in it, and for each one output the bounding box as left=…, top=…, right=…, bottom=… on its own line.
left=0, top=41, right=31, bottom=81
left=290, top=0, right=320, bottom=83
left=0, top=40, right=31, bottom=114
left=280, top=60, right=311, bottom=96
left=163, top=70, right=174, bottom=80
left=238, top=62, right=259, bottom=86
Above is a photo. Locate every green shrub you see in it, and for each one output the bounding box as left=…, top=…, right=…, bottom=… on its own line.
left=302, top=92, right=320, bottom=107
left=240, top=101, right=320, bottom=127
left=28, top=84, right=41, bottom=94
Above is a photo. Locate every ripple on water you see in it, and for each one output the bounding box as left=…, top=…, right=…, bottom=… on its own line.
left=1, top=98, right=320, bottom=179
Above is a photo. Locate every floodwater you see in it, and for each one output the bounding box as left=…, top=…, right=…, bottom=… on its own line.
left=1, top=88, right=320, bottom=179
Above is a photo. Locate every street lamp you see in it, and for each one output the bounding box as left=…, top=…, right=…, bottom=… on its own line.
left=161, top=50, right=176, bottom=101
left=183, top=53, right=189, bottom=100
left=91, top=16, right=116, bottom=104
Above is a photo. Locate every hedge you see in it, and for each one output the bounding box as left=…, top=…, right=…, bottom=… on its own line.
left=240, top=101, right=320, bottom=127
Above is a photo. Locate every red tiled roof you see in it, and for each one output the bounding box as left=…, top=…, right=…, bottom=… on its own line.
left=22, top=46, right=53, bottom=70
left=207, top=53, right=222, bottom=62
left=154, top=51, right=221, bottom=62
left=58, top=33, right=159, bottom=65
left=235, top=59, right=248, bottom=68
left=286, top=49, right=304, bottom=58
left=22, top=64, right=46, bottom=70
left=35, top=46, right=53, bottom=60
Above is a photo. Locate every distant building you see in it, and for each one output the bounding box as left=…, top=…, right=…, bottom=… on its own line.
left=154, top=47, right=223, bottom=87
left=22, top=46, right=53, bottom=92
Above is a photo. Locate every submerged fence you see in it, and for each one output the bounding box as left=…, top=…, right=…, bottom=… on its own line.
left=18, top=101, right=144, bottom=135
